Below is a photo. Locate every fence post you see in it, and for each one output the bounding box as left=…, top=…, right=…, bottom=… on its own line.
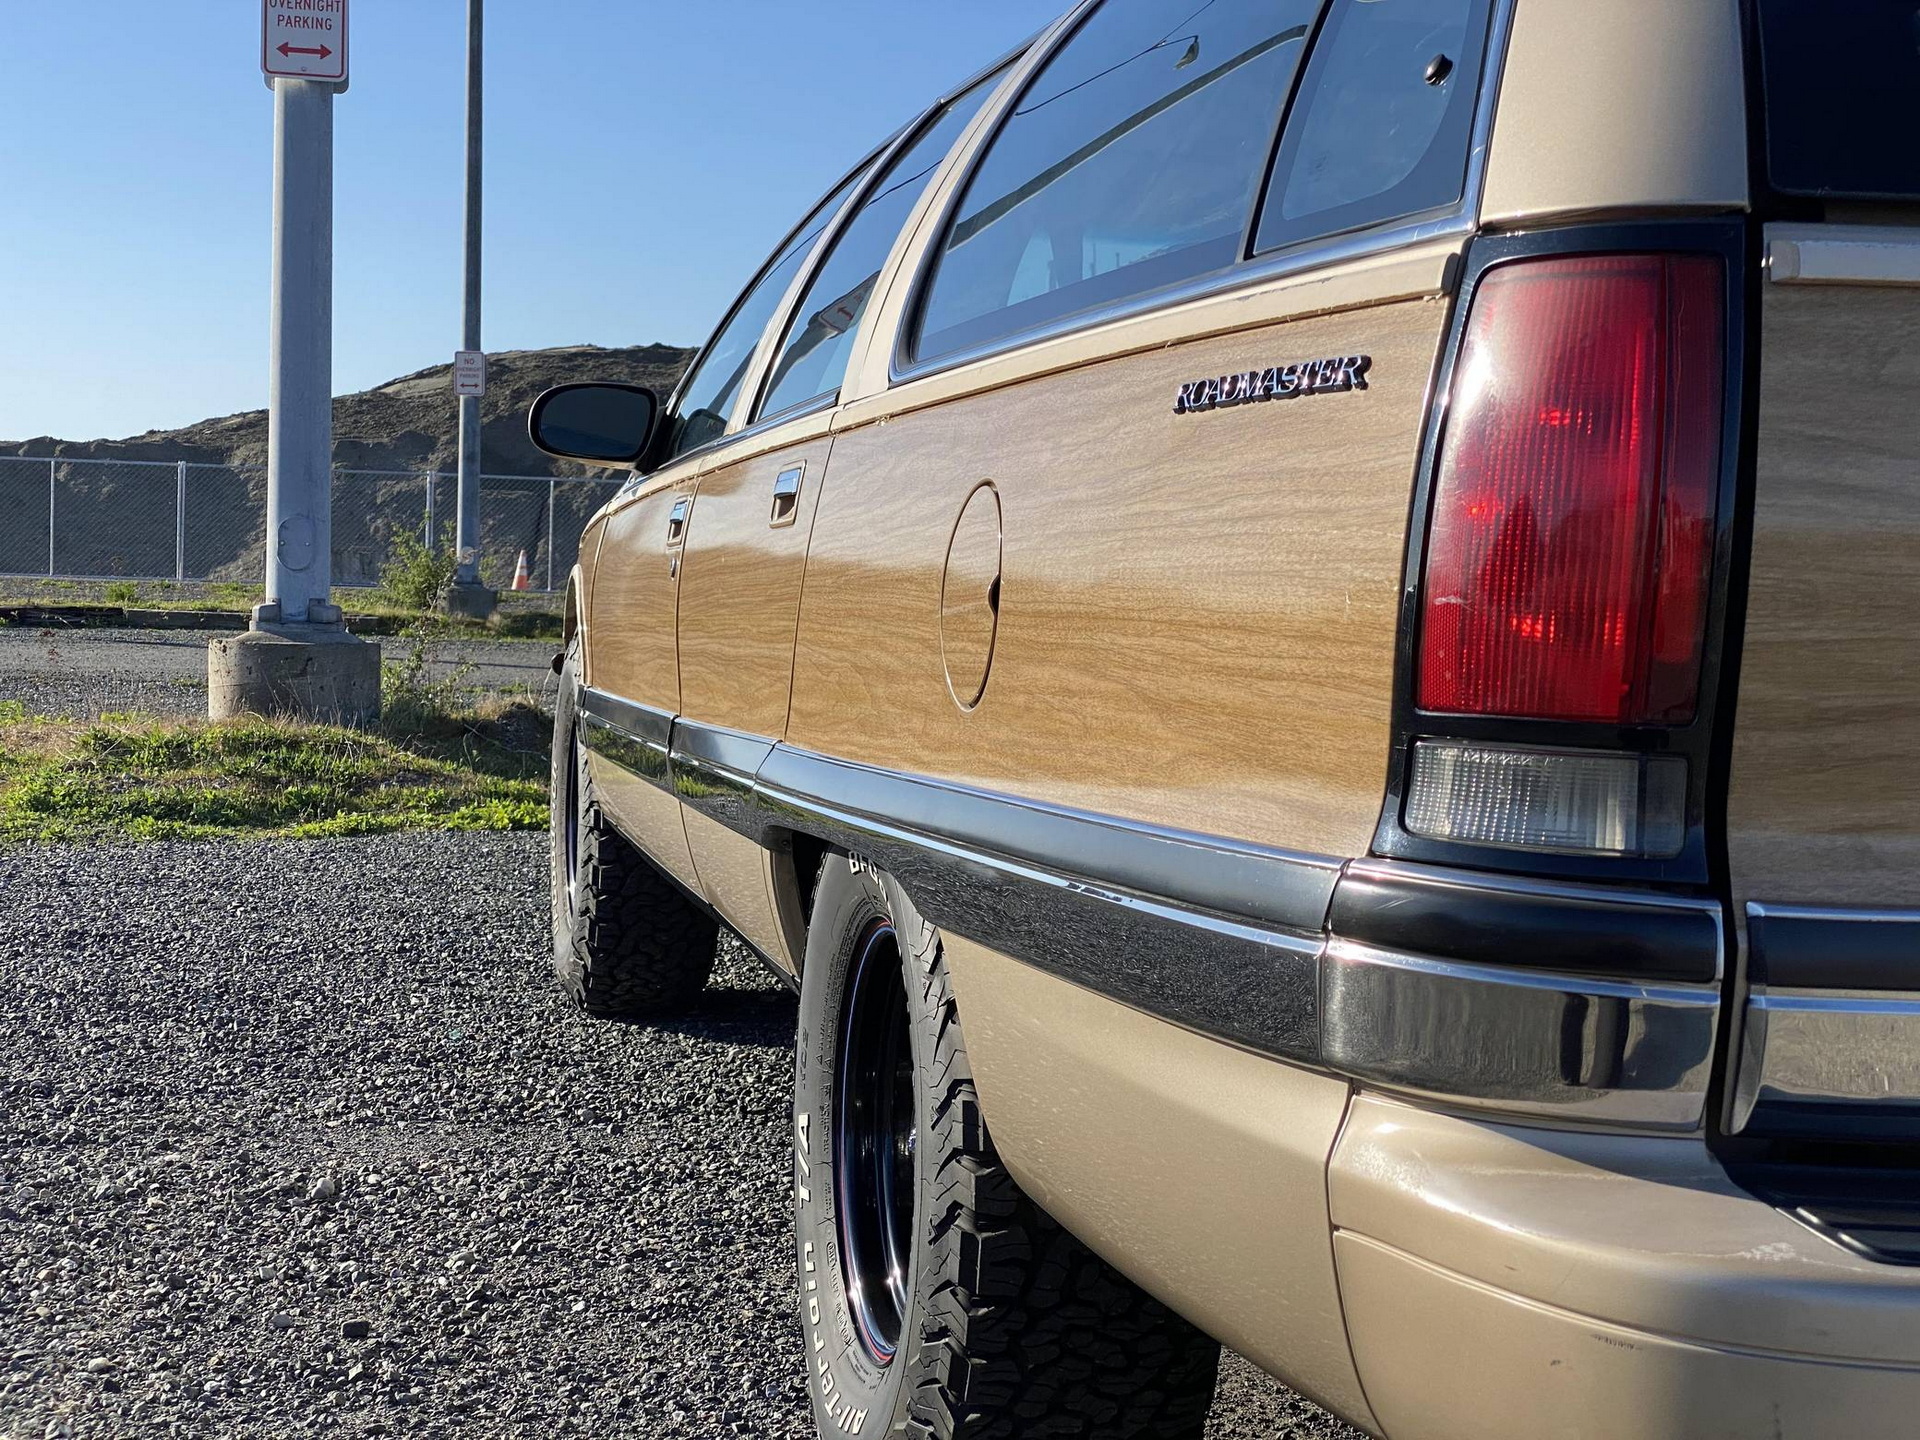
left=423, top=470, right=435, bottom=549
left=175, top=461, right=188, bottom=582
left=545, top=478, right=557, bottom=592
left=46, top=459, right=55, bottom=577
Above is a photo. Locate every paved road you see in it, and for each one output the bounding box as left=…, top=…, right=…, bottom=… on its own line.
left=0, top=627, right=557, bottom=720
left=0, top=833, right=1364, bottom=1439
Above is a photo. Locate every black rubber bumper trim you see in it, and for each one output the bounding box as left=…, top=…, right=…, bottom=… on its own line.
left=1330, top=859, right=1724, bottom=984
left=1748, top=905, right=1920, bottom=990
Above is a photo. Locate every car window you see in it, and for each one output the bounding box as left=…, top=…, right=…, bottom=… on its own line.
left=660, top=169, right=867, bottom=462
left=1254, top=0, right=1492, bottom=254
left=911, top=0, right=1322, bottom=366
left=757, top=76, right=1003, bottom=420
left=1755, top=0, right=1920, bottom=201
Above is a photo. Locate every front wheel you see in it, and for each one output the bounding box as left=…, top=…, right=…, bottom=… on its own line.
left=549, top=639, right=717, bottom=1017
left=793, top=855, right=1220, bottom=1438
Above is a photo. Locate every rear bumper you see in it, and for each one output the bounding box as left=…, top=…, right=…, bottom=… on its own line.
left=1331, top=1095, right=1920, bottom=1440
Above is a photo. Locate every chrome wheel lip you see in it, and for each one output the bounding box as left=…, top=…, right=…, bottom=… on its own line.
left=834, top=918, right=916, bottom=1367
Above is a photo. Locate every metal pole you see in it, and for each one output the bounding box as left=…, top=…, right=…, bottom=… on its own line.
left=46, top=459, right=55, bottom=578
left=423, top=469, right=435, bottom=548
left=175, top=462, right=188, bottom=582
left=545, top=478, right=556, bottom=592
left=451, top=0, right=485, bottom=594
left=260, top=77, right=337, bottom=627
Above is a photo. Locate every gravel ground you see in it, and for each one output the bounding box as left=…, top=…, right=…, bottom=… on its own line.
left=0, top=833, right=1364, bottom=1439
left=0, top=629, right=556, bottom=720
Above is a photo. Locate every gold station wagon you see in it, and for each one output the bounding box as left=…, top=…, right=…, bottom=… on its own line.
left=528, top=0, right=1920, bottom=1435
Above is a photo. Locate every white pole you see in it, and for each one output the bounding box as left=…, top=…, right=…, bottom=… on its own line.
left=175, top=461, right=188, bottom=582
left=449, top=0, right=488, bottom=606
left=46, top=459, right=55, bottom=577
left=259, top=76, right=338, bottom=627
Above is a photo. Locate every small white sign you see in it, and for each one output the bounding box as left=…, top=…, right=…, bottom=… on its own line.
left=452, top=350, right=487, bottom=398
left=262, top=0, right=348, bottom=84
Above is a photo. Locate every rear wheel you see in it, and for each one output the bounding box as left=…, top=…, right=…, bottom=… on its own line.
left=794, top=854, right=1220, bottom=1438
left=549, top=639, right=716, bottom=1017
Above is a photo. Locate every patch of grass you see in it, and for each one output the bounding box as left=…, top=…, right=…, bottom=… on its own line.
left=103, top=580, right=141, bottom=605
left=0, top=699, right=550, bottom=844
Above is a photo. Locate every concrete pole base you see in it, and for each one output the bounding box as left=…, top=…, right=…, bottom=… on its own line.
left=208, top=626, right=382, bottom=725
left=438, top=580, right=498, bottom=622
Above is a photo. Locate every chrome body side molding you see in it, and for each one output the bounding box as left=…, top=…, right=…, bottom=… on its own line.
left=579, top=702, right=1725, bottom=1130
left=1767, top=224, right=1920, bottom=288
left=1734, top=903, right=1920, bottom=1139
left=1323, top=940, right=1719, bottom=1132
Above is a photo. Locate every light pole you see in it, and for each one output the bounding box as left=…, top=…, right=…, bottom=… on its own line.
left=444, top=0, right=496, bottom=618
left=209, top=4, right=380, bottom=724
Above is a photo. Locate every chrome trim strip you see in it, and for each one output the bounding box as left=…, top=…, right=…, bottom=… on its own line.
left=579, top=714, right=670, bottom=787
left=579, top=687, right=672, bottom=750
left=582, top=701, right=1718, bottom=1128
left=758, top=743, right=1341, bottom=937
left=1322, top=939, right=1719, bottom=1131
left=1766, top=225, right=1920, bottom=287
left=1733, top=987, right=1920, bottom=1137
left=754, top=773, right=1325, bottom=1061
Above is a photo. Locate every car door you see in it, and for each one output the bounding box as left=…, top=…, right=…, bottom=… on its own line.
left=672, top=74, right=1007, bottom=972
left=581, top=469, right=702, bottom=892
left=582, top=171, right=865, bottom=894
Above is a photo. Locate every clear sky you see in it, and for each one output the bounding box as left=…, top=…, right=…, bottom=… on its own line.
left=0, top=1, right=1063, bottom=442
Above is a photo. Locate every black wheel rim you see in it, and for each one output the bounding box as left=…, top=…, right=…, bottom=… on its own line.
left=834, top=918, right=915, bottom=1366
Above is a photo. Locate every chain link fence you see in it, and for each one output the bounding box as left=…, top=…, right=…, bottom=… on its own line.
left=0, top=457, right=621, bottom=593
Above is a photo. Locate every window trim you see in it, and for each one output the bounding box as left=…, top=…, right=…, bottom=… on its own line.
left=1251, top=0, right=1499, bottom=257
left=645, top=135, right=903, bottom=474
left=747, top=61, right=1017, bottom=427
left=887, top=0, right=1517, bottom=390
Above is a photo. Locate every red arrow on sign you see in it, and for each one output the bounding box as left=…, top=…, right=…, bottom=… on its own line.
left=277, top=42, right=333, bottom=58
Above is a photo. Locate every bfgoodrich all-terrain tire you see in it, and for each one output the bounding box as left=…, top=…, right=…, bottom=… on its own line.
left=550, top=639, right=716, bottom=1017
left=794, top=854, right=1220, bottom=1439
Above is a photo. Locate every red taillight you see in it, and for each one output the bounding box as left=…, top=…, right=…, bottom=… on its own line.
left=1417, top=254, right=1723, bottom=723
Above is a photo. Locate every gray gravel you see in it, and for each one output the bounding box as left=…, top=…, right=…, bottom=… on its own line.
left=0, top=628, right=556, bottom=720
left=0, top=833, right=1361, bottom=1438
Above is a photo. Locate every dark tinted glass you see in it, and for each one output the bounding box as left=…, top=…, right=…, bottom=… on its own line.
left=1757, top=0, right=1920, bottom=199
left=1256, top=0, right=1492, bottom=253
left=913, top=0, right=1320, bottom=364
left=534, top=385, right=657, bottom=463
left=758, top=78, right=1002, bottom=419
left=663, top=169, right=866, bottom=460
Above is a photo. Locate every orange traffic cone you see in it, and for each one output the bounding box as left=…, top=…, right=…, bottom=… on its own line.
left=511, top=550, right=531, bottom=591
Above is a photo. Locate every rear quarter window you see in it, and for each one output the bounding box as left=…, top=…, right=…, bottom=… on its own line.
left=1255, top=0, right=1495, bottom=254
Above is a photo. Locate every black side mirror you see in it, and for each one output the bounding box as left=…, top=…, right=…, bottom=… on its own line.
left=528, top=382, right=659, bottom=467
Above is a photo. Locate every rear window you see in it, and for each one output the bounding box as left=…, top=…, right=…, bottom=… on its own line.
left=1756, top=0, right=1920, bottom=200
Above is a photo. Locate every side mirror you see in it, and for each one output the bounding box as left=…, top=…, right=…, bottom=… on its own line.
left=528, top=382, right=659, bottom=467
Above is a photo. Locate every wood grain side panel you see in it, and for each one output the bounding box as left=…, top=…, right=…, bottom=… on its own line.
left=588, top=478, right=695, bottom=715
left=677, top=437, right=834, bottom=741
left=790, top=295, right=1450, bottom=858
left=585, top=472, right=699, bottom=883
left=1728, top=283, right=1920, bottom=908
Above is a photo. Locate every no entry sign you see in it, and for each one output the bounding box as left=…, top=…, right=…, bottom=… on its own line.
left=262, top=0, right=348, bottom=84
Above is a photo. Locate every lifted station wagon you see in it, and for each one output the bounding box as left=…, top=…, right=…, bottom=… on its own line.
left=529, top=1, right=1920, bottom=1435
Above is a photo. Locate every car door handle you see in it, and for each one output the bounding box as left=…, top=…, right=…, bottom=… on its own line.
left=666, top=495, right=691, bottom=546
left=769, top=465, right=803, bottom=529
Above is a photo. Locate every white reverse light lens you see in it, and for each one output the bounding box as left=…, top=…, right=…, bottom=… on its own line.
left=1405, top=742, right=1686, bottom=858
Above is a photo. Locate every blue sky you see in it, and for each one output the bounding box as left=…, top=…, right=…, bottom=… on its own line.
left=0, top=2, right=1062, bottom=441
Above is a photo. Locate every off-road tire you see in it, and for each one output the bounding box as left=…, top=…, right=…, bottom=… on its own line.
left=794, top=854, right=1220, bottom=1439
left=550, top=639, right=716, bottom=1017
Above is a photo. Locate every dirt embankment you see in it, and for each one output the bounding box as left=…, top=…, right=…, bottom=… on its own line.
left=2, top=343, right=695, bottom=477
